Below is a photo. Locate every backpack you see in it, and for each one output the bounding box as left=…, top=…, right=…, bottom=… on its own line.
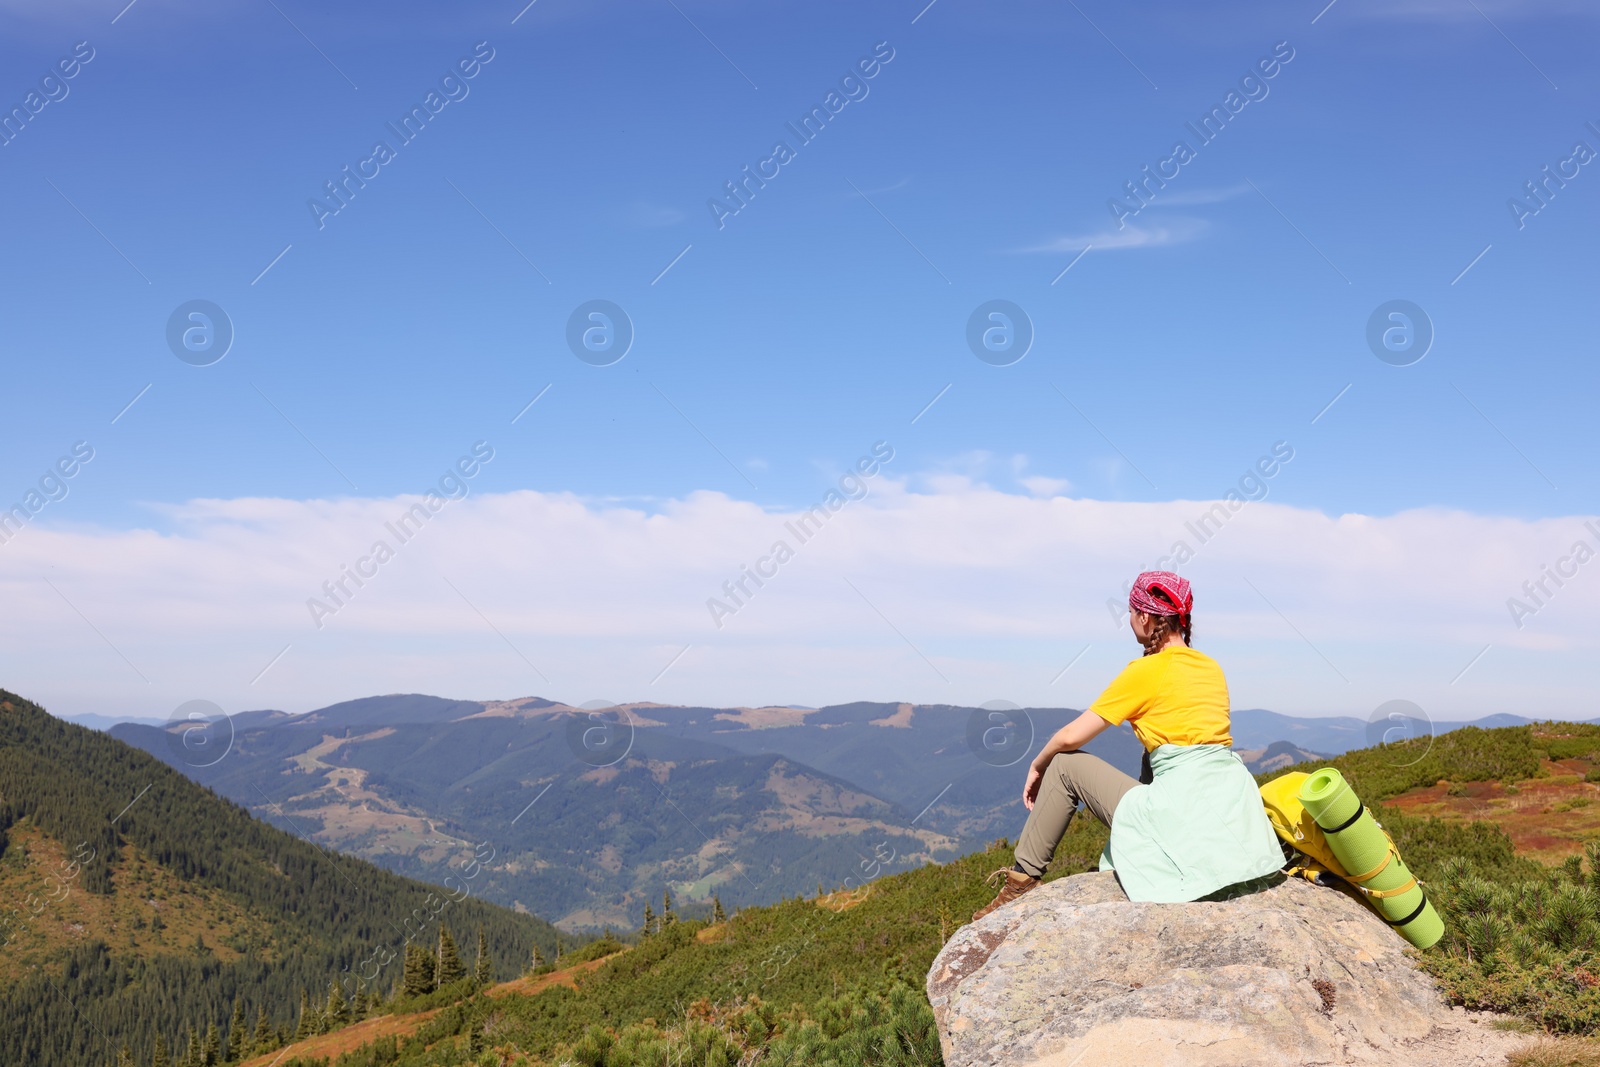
left=1257, top=771, right=1417, bottom=902
left=1258, top=771, right=1345, bottom=884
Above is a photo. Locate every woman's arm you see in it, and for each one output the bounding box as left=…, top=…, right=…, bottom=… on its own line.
left=1023, top=710, right=1113, bottom=810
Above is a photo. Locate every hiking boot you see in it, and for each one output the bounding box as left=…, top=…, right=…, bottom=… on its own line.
left=972, top=868, right=1040, bottom=921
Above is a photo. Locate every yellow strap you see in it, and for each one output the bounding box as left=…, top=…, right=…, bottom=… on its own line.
left=1346, top=849, right=1395, bottom=884
left=1357, top=877, right=1419, bottom=900
left=1344, top=830, right=1404, bottom=884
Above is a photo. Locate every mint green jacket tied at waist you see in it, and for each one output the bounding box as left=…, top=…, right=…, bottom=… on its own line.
left=1099, top=743, right=1285, bottom=903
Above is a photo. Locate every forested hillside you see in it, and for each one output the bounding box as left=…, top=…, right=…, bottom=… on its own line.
left=0, top=690, right=562, bottom=1067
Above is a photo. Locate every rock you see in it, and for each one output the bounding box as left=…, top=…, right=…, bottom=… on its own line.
left=927, top=871, right=1530, bottom=1067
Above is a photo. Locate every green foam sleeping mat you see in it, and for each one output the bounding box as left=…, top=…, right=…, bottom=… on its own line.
left=1298, top=767, right=1444, bottom=950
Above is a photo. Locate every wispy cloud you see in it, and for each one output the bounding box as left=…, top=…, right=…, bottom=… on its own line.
left=3, top=482, right=1594, bottom=719
left=1012, top=218, right=1208, bottom=254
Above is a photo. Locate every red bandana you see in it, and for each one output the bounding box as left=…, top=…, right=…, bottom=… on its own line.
left=1129, top=571, right=1193, bottom=620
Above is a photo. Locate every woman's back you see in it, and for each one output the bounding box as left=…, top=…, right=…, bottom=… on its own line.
left=1090, top=645, right=1232, bottom=752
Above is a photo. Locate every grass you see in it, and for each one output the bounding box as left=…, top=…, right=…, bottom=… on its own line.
left=1510, top=1036, right=1600, bottom=1067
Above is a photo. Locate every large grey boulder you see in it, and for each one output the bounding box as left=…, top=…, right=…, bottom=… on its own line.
left=927, top=871, right=1529, bottom=1067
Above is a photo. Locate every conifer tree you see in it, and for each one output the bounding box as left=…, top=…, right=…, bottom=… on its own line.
left=202, top=1021, right=221, bottom=1066
left=251, top=1008, right=273, bottom=1054
left=403, top=942, right=436, bottom=997
left=293, top=990, right=312, bottom=1040
left=116, top=1044, right=135, bottom=1067
left=151, top=1033, right=171, bottom=1067
left=436, top=924, right=466, bottom=987
left=184, top=1023, right=201, bottom=1067
left=226, top=999, right=246, bottom=1062
left=661, top=888, right=676, bottom=927
left=642, top=903, right=655, bottom=936
left=474, top=925, right=493, bottom=984
left=528, top=941, right=544, bottom=973
left=712, top=894, right=726, bottom=923
left=325, top=977, right=348, bottom=1028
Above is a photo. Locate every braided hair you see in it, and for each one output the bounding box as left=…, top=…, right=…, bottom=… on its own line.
left=1138, top=586, right=1193, bottom=656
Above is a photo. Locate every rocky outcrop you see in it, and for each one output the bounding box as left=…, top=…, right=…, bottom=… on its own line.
left=927, top=871, right=1529, bottom=1067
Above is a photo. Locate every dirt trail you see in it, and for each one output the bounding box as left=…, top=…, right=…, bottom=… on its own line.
left=236, top=953, right=627, bottom=1066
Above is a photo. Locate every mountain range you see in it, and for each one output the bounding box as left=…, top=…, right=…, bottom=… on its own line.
left=105, top=694, right=1544, bottom=931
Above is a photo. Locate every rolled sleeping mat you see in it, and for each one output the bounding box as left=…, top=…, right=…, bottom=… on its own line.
left=1298, top=767, right=1444, bottom=950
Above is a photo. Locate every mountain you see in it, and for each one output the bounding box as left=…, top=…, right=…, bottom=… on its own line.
left=111, top=694, right=1556, bottom=933
left=0, top=689, right=560, bottom=1067
left=1228, top=709, right=1549, bottom=756
left=55, top=711, right=167, bottom=732
left=112, top=695, right=1152, bottom=930
left=1233, top=740, right=1327, bottom=775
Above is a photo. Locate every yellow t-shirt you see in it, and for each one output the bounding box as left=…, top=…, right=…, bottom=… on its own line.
left=1088, top=645, right=1232, bottom=752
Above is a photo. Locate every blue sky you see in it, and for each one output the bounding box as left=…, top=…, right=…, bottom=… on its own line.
left=1, top=0, right=1597, bottom=720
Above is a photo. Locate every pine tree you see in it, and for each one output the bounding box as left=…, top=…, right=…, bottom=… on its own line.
left=661, top=888, right=676, bottom=927
left=642, top=903, right=655, bottom=936
left=226, top=998, right=246, bottom=1062
left=202, top=1021, right=221, bottom=1066
left=712, top=894, right=726, bottom=923
left=293, top=989, right=312, bottom=1040
left=403, top=943, right=436, bottom=997
left=528, top=941, right=545, bottom=973
left=251, top=1008, right=273, bottom=1054
left=151, top=1033, right=171, bottom=1067
left=325, top=978, right=348, bottom=1028
left=117, top=1044, right=135, bottom=1067
left=474, top=925, right=493, bottom=984
left=351, top=986, right=368, bottom=1021
left=184, top=1023, right=201, bottom=1067
left=436, top=924, right=466, bottom=987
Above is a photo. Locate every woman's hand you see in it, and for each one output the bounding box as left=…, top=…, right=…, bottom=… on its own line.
left=1023, top=763, right=1043, bottom=810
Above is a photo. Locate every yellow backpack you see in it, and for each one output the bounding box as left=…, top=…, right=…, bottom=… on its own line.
left=1257, top=771, right=1348, bottom=884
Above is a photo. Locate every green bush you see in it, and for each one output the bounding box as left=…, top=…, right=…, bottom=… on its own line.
left=1421, top=841, right=1600, bottom=1033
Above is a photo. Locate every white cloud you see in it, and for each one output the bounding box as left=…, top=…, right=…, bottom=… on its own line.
left=1013, top=218, right=1207, bottom=254
left=1, top=483, right=1595, bottom=724
left=1019, top=476, right=1071, bottom=497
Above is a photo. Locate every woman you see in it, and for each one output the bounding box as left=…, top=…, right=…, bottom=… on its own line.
left=973, top=571, right=1284, bottom=920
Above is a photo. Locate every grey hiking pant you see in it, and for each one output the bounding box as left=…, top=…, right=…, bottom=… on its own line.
left=1014, top=750, right=1140, bottom=879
